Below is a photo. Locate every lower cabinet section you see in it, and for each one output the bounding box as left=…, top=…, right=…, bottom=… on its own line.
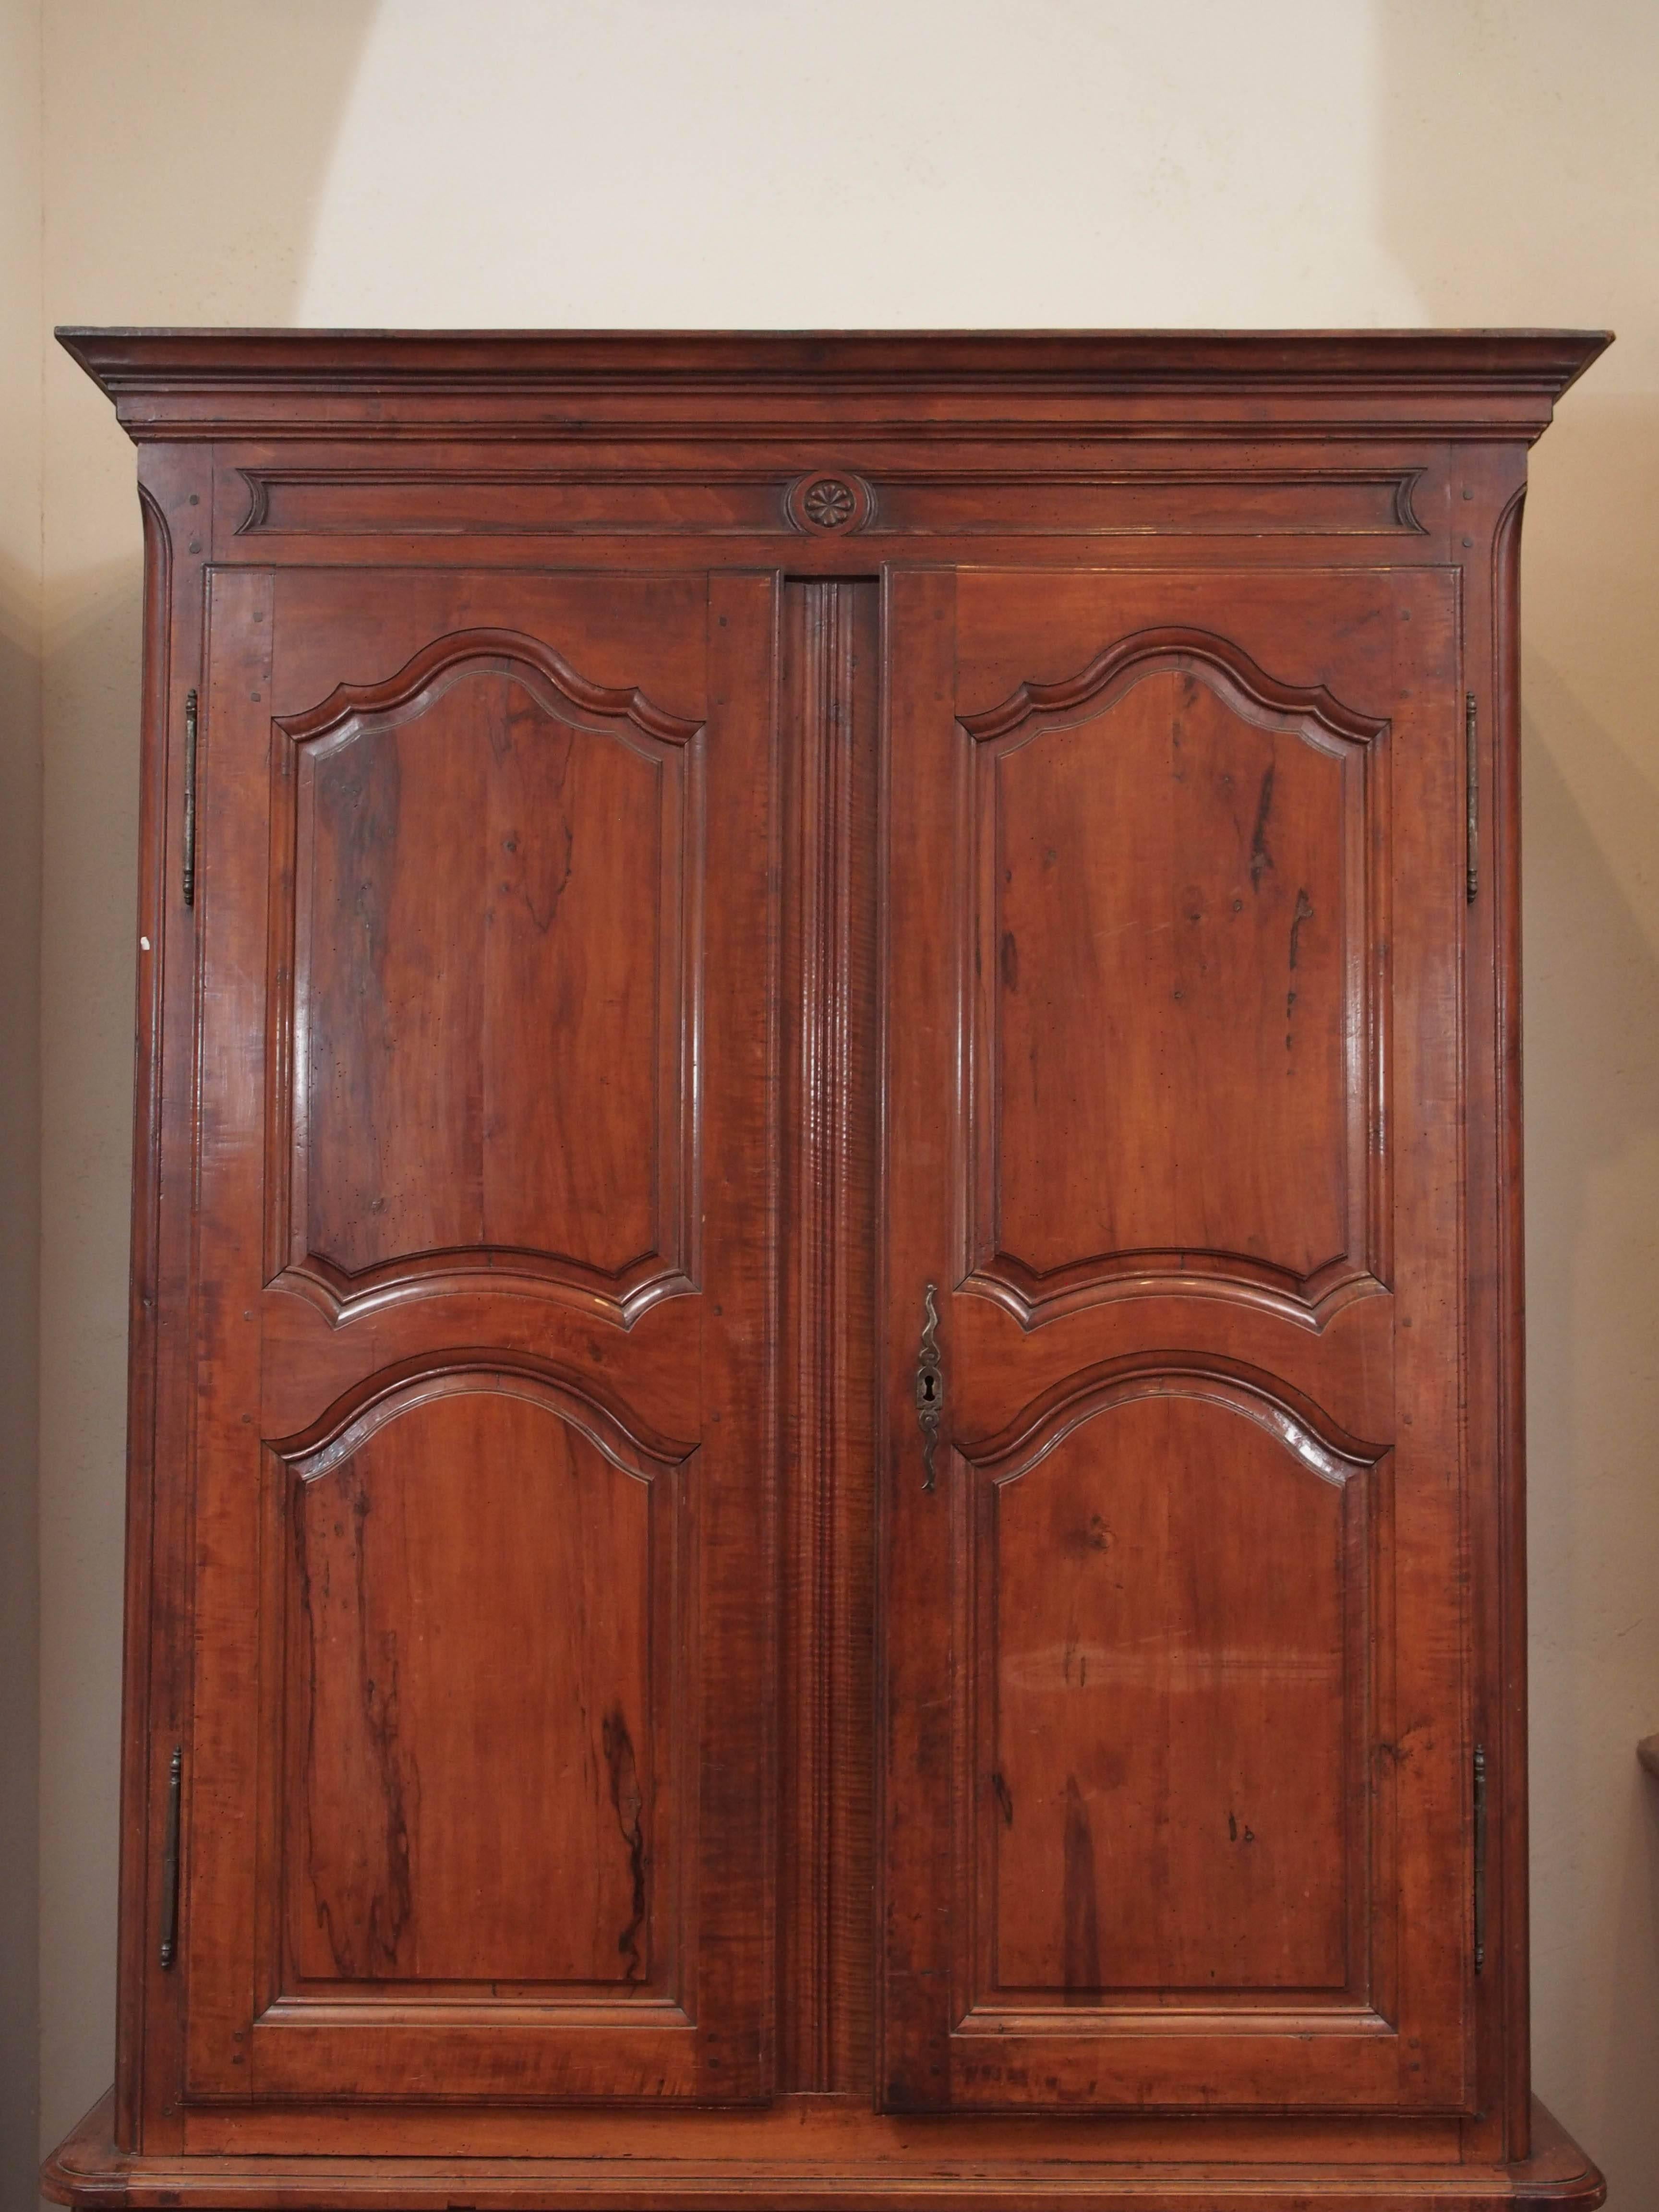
left=44, top=331, right=1611, bottom=2211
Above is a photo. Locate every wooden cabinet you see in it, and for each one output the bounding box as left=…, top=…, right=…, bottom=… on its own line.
left=47, top=330, right=1609, bottom=2210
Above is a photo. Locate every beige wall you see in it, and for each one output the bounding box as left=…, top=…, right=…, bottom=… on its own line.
left=36, top=1, right=378, bottom=2159
left=13, top=2, right=1658, bottom=2204
left=0, top=2, right=41, bottom=2209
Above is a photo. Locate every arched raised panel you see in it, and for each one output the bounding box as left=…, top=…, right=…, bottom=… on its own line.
left=965, top=1372, right=1382, bottom=2013
left=274, top=1371, right=686, bottom=2001
left=964, top=631, right=1388, bottom=1327
left=269, top=631, right=703, bottom=1325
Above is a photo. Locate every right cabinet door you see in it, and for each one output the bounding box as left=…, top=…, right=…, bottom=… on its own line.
left=879, top=564, right=1475, bottom=2114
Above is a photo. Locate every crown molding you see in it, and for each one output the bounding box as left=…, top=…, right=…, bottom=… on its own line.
left=57, top=326, right=1612, bottom=445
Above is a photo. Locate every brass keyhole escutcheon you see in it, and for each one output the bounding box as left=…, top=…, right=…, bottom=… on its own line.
left=915, top=1283, right=944, bottom=1490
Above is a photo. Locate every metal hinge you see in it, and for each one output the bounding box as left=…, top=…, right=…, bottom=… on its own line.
left=159, top=1743, right=182, bottom=1970
left=182, top=688, right=199, bottom=908
left=1465, top=692, right=1479, bottom=903
left=1473, top=1742, right=1488, bottom=1976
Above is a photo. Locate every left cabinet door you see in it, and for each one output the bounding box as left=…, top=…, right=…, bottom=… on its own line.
left=177, top=566, right=777, bottom=2107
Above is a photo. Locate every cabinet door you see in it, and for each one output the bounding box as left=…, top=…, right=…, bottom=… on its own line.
left=182, top=567, right=775, bottom=2106
left=880, top=565, right=1473, bottom=2113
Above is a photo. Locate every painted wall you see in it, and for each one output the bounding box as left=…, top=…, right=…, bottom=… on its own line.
left=0, top=5, right=42, bottom=2210
left=13, top=1, right=1658, bottom=2203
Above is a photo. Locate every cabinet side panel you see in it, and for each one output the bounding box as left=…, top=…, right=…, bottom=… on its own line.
left=694, top=571, right=784, bottom=2102
left=1444, top=443, right=1534, bottom=2169
left=1492, top=468, right=1532, bottom=2159
left=120, top=450, right=212, bottom=2151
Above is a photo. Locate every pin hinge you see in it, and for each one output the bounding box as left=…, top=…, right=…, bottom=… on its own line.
left=159, top=1743, right=182, bottom=1970
left=1466, top=691, right=1479, bottom=903
left=1473, top=1742, right=1488, bottom=1976
left=182, top=688, right=199, bottom=908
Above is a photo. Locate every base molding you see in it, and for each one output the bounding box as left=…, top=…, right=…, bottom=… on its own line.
left=44, top=2092, right=1604, bottom=2212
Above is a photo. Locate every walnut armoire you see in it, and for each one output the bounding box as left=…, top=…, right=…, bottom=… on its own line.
left=45, top=329, right=1609, bottom=2212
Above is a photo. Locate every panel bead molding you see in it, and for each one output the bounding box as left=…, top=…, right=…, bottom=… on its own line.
left=234, top=461, right=1424, bottom=541
left=962, top=625, right=1389, bottom=1330
left=266, top=627, right=702, bottom=1328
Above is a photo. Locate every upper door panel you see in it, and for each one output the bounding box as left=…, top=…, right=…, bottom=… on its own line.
left=965, top=628, right=1383, bottom=1328
left=281, top=632, right=698, bottom=1322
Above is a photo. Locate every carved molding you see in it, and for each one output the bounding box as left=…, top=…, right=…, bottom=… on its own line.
left=234, top=463, right=1421, bottom=541
left=785, top=469, right=876, bottom=535
left=61, top=328, right=1611, bottom=447
left=778, top=579, right=878, bottom=2092
left=275, top=625, right=701, bottom=750
left=961, top=624, right=1389, bottom=747
left=961, top=1360, right=1386, bottom=1489
left=273, top=1355, right=691, bottom=1482
left=240, top=466, right=814, bottom=539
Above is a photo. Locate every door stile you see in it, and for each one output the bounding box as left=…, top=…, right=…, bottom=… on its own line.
left=694, top=570, right=784, bottom=2103
left=778, top=579, right=880, bottom=2092
left=876, top=567, right=961, bottom=2111
left=185, top=565, right=277, bottom=2102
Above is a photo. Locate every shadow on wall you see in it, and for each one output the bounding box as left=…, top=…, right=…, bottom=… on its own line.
left=35, top=0, right=382, bottom=2183
left=0, top=549, right=43, bottom=2212
left=1374, top=4, right=1659, bottom=2206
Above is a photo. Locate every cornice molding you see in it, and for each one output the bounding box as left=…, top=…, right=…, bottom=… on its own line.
left=57, top=326, right=1612, bottom=445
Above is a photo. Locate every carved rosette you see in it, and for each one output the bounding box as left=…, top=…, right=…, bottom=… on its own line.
left=785, top=469, right=875, bottom=535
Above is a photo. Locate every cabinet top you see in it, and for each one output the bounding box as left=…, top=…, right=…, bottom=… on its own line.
left=59, top=326, right=1611, bottom=445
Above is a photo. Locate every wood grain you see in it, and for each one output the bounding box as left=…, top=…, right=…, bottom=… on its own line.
left=978, top=1378, right=1369, bottom=2000
left=282, top=1381, right=674, bottom=1991
left=272, top=627, right=701, bottom=1324
left=964, top=634, right=1383, bottom=1325
left=295, top=658, right=681, bottom=1284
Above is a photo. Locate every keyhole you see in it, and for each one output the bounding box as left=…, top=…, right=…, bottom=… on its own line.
left=921, top=1374, right=938, bottom=1404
